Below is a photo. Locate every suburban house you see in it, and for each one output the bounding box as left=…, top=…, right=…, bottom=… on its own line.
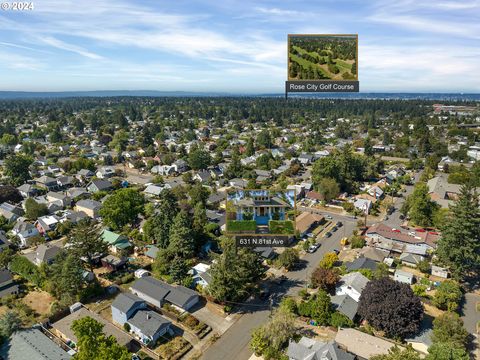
left=96, top=166, right=115, bottom=179
left=111, top=292, right=172, bottom=346
left=394, top=269, right=414, bottom=284
left=35, top=176, right=59, bottom=190
left=46, top=192, right=72, bottom=208
left=12, top=221, right=40, bottom=248
left=0, top=202, right=24, bottom=222
left=431, top=265, right=449, bottom=278
left=0, top=327, right=72, bottom=360
left=101, top=254, right=127, bottom=271
left=35, top=215, right=60, bottom=234
left=143, top=183, right=171, bottom=197
left=0, top=269, right=19, bottom=298
left=130, top=276, right=199, bottom=312
left=67, top=187, right=90, bottom=200
left=286, top=337, right=354, bottom=360
left=101, top=230, right=132, bottom=254
left=17, top=183, right=37, bottom=198
left=399, top=252, right=424, bottom=267
left=366, top=223, right=439, bottom=252
left=406, top=317, right=434, bottom=354
left=330, top=293, right=360, bottom=321
left=52, top=306, right=132, bottom=350
left=358, top=247, right=389, bottom=263
left=427, top=175, right=462, bottom=208
left=335, top=272, right=369, bottom=302
left=189, top=263, right=212, bottom=288
left=75, top=199, right=102, bottom=218
left=86, top=179, right=113, bottom=193
left=335, top=328, right=397, bottom=359
left=230, top=190, right=292, bottom=225
left=345, top=257, right=379, bottom=272
left=295, top=212, right=324, bottom=237
left=26, top=243, right=62, bottom=266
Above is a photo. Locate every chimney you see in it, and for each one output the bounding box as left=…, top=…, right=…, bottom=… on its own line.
left=147, top=313, right=151, bottom=320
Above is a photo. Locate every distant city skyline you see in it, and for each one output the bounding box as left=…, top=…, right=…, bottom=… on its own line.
left=1, top=0, right=479, bottom=93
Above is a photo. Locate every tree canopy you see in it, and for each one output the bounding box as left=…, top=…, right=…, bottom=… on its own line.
left=100, top=188, right=145, bottom=230
left=358, top=277, right=423, bottom=339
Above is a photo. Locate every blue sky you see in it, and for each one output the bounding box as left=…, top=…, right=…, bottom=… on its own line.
left=0, top=0, right=479, bottom=93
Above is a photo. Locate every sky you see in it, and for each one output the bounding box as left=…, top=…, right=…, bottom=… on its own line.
left=0, top=0, right=479, bottom=93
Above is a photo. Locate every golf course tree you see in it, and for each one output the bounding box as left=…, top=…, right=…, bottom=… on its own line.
left=436, top=183, right=480, bottom=279
left=358, top=277, right=423, bottom=339
left=207, top=237, right=264, bottom=304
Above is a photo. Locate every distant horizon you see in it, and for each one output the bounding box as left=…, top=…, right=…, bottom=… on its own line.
left=1, top=1, right=480, bottom=93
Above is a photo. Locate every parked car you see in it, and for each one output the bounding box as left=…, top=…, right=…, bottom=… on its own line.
left=324, top=232, right=332, bottom=238
left=337, top=221, right=343, bottom=227
left=307, top=244, right=320, bottom=253
left=326, top=215, right=333, bottom=220
left=306, top=232, right=314, bottom=238
left=331, top=226, right=337, bottom=232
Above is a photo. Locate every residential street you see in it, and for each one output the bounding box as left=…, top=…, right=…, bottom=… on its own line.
left=201, top=216, right=356, bottom=360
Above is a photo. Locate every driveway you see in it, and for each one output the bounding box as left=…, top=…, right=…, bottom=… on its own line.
left=201, top=215, right=357, bottom=360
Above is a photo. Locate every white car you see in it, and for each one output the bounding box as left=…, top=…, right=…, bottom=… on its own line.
left=307, top=244, right=320, bottom=253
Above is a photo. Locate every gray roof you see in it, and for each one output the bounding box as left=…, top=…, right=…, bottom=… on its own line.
left=345, top=257, right=379, bottom=272
left=13, top=221, right=35, bottom=233
left=112, top=292, right=145, bottom=314
left=331, top=294, right=359, bottom=320
left=131, top=276, right=171, bottom=301
left=76, top=199, right=101, bottom=210
left=88, top=179, right=112, bottom=191
left=131, top=276, right=198, bottom=309
left=127, top=309, right=171, bottom=338
left=36, top=244, right=62, bottom=263
left=0, top=269, right=13, bottom=284
left=339, top=272, right=369, bottom=294
left=0, top=328, right=71, bottom=360
left=287, top=337, right=354, bottom=360
left=164, top=284, right=198, bottom=309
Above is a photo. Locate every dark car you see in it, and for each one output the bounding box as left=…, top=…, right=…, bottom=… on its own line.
left=259, top=289, right=270, bottom=300
left=324, top=232, right=332, bottom=238
left=337, top=221, right=343, bottom=227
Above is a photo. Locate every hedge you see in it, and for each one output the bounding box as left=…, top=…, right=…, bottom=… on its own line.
left=226, top=220, right=256, bottom=232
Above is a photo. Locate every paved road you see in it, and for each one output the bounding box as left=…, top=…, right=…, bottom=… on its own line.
left=201, top=215, right=356, bottom=360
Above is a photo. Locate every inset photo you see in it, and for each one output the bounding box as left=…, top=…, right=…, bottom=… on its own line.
left=288, top=34, right=358, bottom=81
left=225, top=189, right=296, bottom=236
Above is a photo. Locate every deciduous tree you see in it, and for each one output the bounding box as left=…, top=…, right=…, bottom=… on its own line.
left=358, top=277, right=423, bottom=339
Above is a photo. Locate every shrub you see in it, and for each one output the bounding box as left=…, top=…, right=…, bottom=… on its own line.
left=350, top=235, right=365, bottom=249
left=433, top=280, right=462, bottom=311
left=226, top=220, right=256, bottom=232
left=330, top=312, right=353, bottom=328
left=123, top=322, right=131, bottom=332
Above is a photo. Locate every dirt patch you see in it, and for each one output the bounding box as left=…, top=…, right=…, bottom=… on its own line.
left=424, top=303, right=445, bottom=318
left=0, top=305, right=9, bottom=316
left=22, top=290, right=54, bottom=316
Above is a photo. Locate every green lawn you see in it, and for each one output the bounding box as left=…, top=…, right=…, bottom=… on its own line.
left=290, top=46, right=355, bottom=80
left=226, top=220, right=256, bottom=233
left=269, top=220, right=295, bottom=234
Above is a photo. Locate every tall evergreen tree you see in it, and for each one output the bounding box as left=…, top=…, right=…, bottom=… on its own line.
left=168, top=210, right=195, bottom=258
left=436, top=184, right=480, bottom=278
left=143, top=189, right=178, bottom=248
